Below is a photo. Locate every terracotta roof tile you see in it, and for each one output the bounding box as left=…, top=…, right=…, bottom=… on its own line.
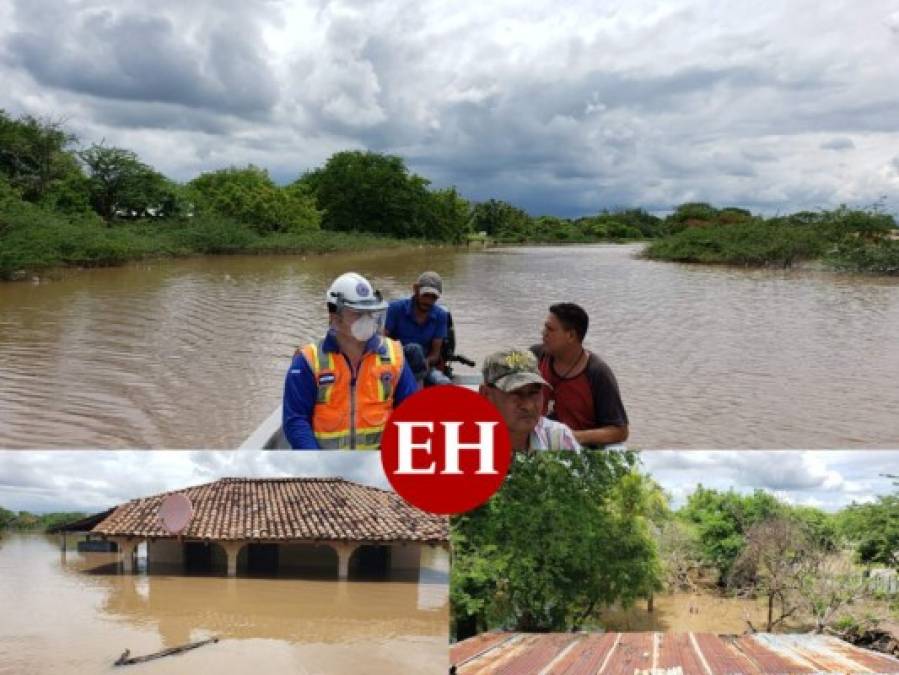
left=92, top=478, right=448, bottom=543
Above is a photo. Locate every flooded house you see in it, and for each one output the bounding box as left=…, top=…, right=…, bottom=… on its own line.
left=51, top=477, right=449, bottom=579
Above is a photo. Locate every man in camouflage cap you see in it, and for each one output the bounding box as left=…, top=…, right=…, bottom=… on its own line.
left=480, top=348, right=580, bottom=451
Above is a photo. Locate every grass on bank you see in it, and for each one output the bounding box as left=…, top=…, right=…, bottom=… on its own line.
left=0, top=198, right=420, bottom=280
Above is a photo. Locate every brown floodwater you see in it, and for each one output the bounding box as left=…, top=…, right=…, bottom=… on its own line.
left=0, top=534, right=449, bottom=674
left=599, top=592, right=808, bottom=634
left=1, top=244, right=897, bottom=448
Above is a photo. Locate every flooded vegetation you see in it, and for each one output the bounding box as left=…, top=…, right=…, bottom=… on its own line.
left=451, top=452, right=898, bottom=643
left=0, top=534, right=449, bottom=674
left=2, top=244, right=897, bottom=448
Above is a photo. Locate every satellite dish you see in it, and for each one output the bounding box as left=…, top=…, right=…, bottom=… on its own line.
left=158, top=494, right=193, bottom=535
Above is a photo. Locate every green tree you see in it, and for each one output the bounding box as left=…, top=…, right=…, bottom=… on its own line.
left=0, top=505, right=14, bottom=529
left=679, top=486, right=783, bottom=583
left=424, top=187, right=471, bottom=243
left=79, top=144, right=177, bottom=220
left=189, top=165, right=320, bottom=234
left=836, top=495, right=899, bottom=568
left=0, top=110, right=79, bottom=203
left=301, top=151, right=436, bottom=239
left=668, top=202, right=718, bottom=225
left=451, top=452, right=661, bottom=638
left=470, top=199, right=533, bottom=241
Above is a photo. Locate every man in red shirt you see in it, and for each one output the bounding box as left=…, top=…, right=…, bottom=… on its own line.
left=531, top=303, right=629, bottom=447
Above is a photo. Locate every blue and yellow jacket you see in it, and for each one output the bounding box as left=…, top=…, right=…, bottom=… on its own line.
left=283, top=331, right=418, bottom=449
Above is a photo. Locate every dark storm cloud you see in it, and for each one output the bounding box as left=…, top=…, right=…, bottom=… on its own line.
left=6, top=1, right=279, bottom=117
left=345, top=54, right=844, bottom=214
left=1, top=0, right=897, bottom=215
left=90, top=100, right=242, bottom=135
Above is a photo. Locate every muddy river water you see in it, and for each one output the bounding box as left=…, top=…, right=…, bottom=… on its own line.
left=0, top=534, right=449, bottom=674
left=1, top=244, right=897, bottom=448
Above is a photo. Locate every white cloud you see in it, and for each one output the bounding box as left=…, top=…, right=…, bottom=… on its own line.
left=0, top=451, right=387, bottom=513
left=641, top=450, right=898, bottom=511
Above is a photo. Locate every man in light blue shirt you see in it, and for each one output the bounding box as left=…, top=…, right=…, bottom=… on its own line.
left=384, top=271, right=452, bottom=386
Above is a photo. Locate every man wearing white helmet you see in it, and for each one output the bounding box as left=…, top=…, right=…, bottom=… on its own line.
left=282, top=272, right=418, bottom=449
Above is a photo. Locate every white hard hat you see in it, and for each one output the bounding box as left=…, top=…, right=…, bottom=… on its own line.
left=325, top=272, right=388, bottom=312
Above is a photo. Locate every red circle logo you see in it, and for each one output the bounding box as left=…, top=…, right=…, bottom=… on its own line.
left=380, top=386, right=512, bottom=514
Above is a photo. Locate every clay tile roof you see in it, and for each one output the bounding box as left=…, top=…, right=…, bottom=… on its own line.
left=91, top=477, right=448, bottom=544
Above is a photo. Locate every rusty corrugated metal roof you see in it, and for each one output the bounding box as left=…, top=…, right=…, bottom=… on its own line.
left=450, top=632, right=899, bottom=674
left=90, top=477, right=448, bottom=543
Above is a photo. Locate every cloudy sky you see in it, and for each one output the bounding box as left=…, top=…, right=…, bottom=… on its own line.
left=0, top=450, right=894, bottom=514
left=640, top=450, right=898, bottom=511
left=2, top=0, right=898, bottom=217
left=0, top=451, right=388, bottom=513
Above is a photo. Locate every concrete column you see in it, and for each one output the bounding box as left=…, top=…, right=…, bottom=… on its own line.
left=118, top=539, right=139, bottom=573
left=222, top=542, right=243, bottom=577
left=333, top=542, right=360, bottom=580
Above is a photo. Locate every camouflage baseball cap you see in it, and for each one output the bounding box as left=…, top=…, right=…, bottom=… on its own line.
left=482, top=348, right=550, bottom=392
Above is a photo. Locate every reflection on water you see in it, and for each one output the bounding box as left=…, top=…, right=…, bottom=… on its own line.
left=0, top=534, right=448, bottom=674
left=1, top=244, right=897, bottom=448
left=599, top=592, right=807, bottom=634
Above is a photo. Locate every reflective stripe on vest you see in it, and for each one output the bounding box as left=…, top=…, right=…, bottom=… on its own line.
left=300, top=337, right=404, bottom=450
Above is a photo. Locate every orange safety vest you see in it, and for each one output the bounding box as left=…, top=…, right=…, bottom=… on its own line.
left=299, top=337, right=405, bottom=449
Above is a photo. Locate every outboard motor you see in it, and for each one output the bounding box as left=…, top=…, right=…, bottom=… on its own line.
left=440, top=311, right=475, bottom=378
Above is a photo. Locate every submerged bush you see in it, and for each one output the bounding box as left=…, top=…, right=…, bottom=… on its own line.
left=646, top=206, right=897, bottom=271
left=827, top=239, right=899, bottom=275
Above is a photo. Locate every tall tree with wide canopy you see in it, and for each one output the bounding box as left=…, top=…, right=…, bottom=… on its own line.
left=451, top=452, right=661, bottom=639
left=300, top=150, right=435, bottom=239
left=79, top=144, right=176, bottom=220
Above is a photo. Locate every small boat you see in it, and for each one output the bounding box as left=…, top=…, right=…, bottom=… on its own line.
left=240, top=372, right=482, bottom=450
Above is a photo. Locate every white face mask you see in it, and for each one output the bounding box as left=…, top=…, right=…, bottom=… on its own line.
left=349, top=314, right=378, bottom=342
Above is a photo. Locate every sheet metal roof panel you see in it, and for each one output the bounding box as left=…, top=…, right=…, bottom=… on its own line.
left=452, top=632, right=517, bottom=668
left=746, top=633, right=899, bottom=674
left=698, top=634, right=763, bottom=675
left=601, top=632, right=654, bottom=673
left=553, top=634, right=619, bottom=675
left=656, top=633, right=710, bottom=675
left=451, top=632, right=899, bottom=674
left=493, top=633, right=573, bottom=675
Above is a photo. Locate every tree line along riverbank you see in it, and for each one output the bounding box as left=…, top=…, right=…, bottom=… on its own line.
left=0, top=506, right=88, bottom=533
left=2, top=110, right=897, bottom=279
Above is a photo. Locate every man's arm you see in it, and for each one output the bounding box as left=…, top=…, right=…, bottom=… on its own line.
left=426, top=338, right=444, bottom=367
left=577, top=354, right=629, bottom=447
left=573, top=425, right=628, bottom=446
left=282, top=353, right=320, bottom=449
